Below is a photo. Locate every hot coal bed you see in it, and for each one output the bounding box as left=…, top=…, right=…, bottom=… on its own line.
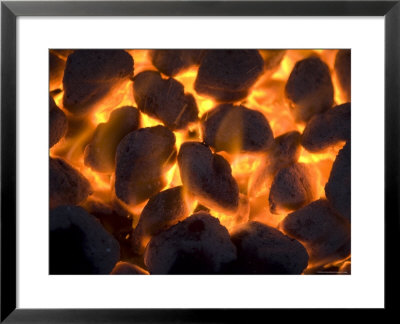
left=49, top=49, right=351, bottom=275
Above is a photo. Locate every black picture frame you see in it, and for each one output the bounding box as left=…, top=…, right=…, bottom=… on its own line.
left=1, top=0, right=399, bottom=322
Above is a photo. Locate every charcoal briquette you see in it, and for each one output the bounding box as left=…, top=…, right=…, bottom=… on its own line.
left=50, top=205, right=120, bottom=274
left=84, top=106, right=140, bottom=172
left=230, top=221, right=309, bottom=274
left=194, top=50, right=264, bottom=102
left=280, top=199, right=351, bottom=265
left=49, top=52, right=66, bottom=91
left=133, top=70, right=198, bottom=130
left=202, top=104, right=274, bottom=153
left=49, top=157, right=92, bottom=209
left=132, top=186, right=189, bottom=255
left=144, top=213, right=237, bottom=274
left=178, top=142, right=239, bottom=213
left=83, top=199, right=133, bottom=243
left=115, top=125, right=176, bottom=206
left=49, top=96, right=67, bottom=148
left=334, top=50, right=351, bottom=101
left=269, top=163, right=317, bottom=214
left=269, top=131, right=302, bottom=170
left=325, top=142, right=351, bottom=221
left=63, top=50, right=134, bottom=115
left=149, top=49, right=205, bottom=77
left=302, top=103, right=350, bottom=152
left=285, top=56, right=334, bottom=122
left=247, top=131, right=301, bottom=197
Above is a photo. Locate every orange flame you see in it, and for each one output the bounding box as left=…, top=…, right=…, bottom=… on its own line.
left=50, top=49, right=347, bottom=236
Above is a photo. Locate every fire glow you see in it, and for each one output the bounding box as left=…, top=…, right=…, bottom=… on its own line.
left=50, top=49, right=351, bottom=275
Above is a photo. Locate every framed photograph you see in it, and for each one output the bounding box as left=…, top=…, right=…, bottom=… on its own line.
left=1, top=0, right=398, bottom=321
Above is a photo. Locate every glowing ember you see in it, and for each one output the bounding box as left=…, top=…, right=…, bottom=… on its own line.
left=50, top=49, right=351, bottom=275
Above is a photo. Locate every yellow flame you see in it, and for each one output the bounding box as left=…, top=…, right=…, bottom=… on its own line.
left=141, top=113, right=163, bottom=128
left=50, top=49, right=347, bottom=239
left=298, top=142, right=345, bottom=198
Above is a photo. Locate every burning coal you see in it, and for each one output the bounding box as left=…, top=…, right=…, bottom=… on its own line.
left=49, top=49, right=351, bottom=275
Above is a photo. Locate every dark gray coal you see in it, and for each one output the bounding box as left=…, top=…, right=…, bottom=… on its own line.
left=325, top=142, right=351, bottom=221
left=334, top=50, right=351, bottom=101
left=132, top=186, right=189, bottom=255
left=63, top=50, right=133, bottom=115
left=49, top=157, right=92, bottom=209
left=133, top=70, right=198, bottom=130
left=302, top=103, right=350, bottom=152
left=285, top=56, right=334, bottom=122
left=115, top=125, right=176, bottom=206
left=82, top=198, right=136, bottom=261
left=269, top=131, right=302, bottom=171
left=202, top=104, right=274, bottom=153
left=50, top=205, right=120, bottom=274
left=84, top=106, right=140, bottom=172
left=144, top=213, right=237, bottom=274
left=83, top=199, right=133, bottom=247
left=230, top=221, right=309, bottom=274
left=280, top=199, right=351, bottom=265
left=149, top=50, right=205, bottom=77
left=194, top=50, right=264, bottom=102
left=178, top=142, right=239, bottom=212
left=49, top=96, right=67, bottom=148
left=269, top=163, right=316, bottom=214
left=49, top=51, right=66, bottom=91
left=247, top=131, right=302, bottom=197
